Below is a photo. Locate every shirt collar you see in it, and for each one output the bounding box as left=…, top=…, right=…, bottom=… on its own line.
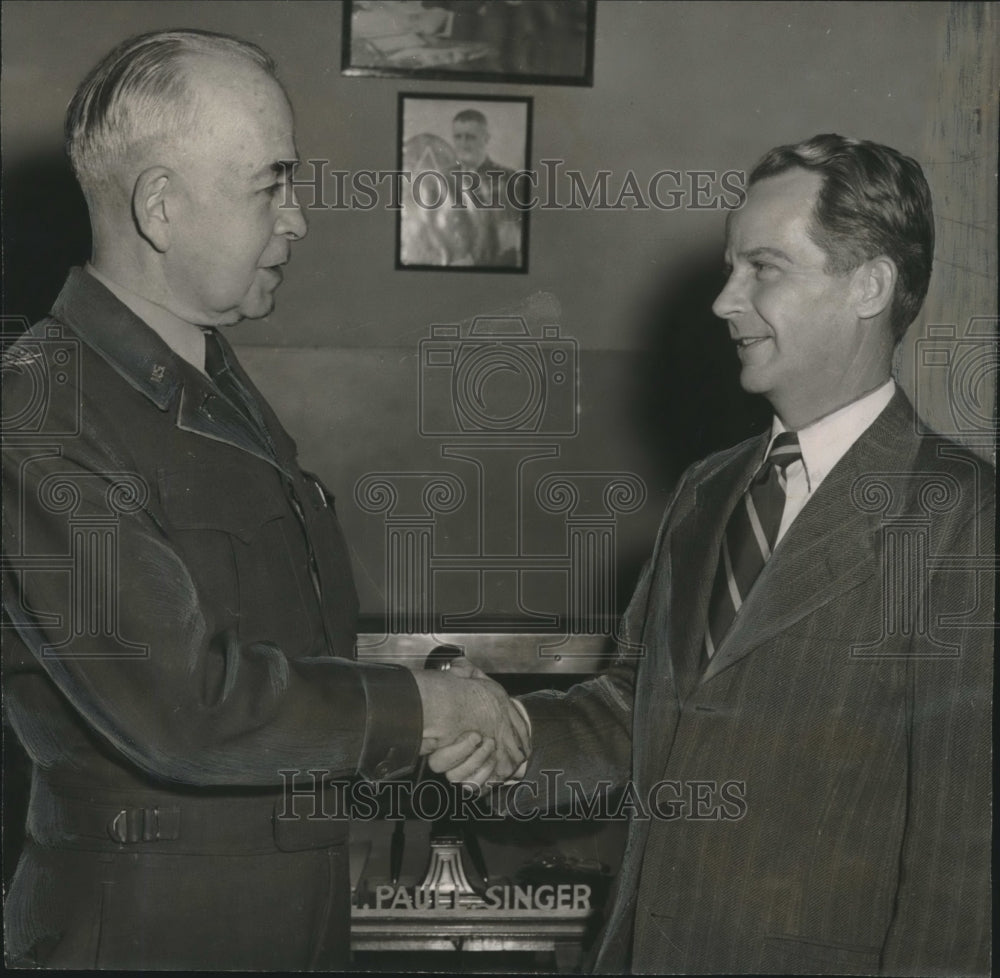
left=85, top=263, right=206, bottom=373
left=769, top=379, right=897, bottom=492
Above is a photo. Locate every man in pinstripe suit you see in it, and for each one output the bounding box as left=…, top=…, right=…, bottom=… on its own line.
left=433, top=135, right=993, bottom=974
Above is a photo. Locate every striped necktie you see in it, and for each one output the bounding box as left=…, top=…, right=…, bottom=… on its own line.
left=703, top=431, right=802, bottom=660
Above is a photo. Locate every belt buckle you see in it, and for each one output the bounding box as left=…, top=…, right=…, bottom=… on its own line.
left=108, top=806, right=180, bottom=844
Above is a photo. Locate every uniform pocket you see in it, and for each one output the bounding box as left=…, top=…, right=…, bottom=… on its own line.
left=158, top=465, right=317, bottom=653
left=158, top=463, right=288, bottom=540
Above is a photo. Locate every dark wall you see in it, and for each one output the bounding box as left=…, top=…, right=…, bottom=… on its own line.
left=2, top=0, right=996, bottom=904
left=2, top=1, right=995, bottom=624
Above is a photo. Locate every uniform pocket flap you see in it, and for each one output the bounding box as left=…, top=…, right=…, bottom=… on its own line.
left=158, top=465, right=287, bottom=543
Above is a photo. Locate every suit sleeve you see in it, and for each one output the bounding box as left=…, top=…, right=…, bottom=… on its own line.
left=506, top=563, right=647, bottom=813
left=2, top=431, right=423, bottom=787
left=507, top=462, right=701, bottom=814
left=880, top=486, right=993, bottom=976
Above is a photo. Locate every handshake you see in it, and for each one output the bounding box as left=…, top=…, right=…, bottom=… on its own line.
left=413, top=658, right=530, bottom=789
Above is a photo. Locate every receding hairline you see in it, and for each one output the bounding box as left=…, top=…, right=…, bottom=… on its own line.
left=173, top=49, right=293, bottom=138
left=66, top=29, right=288, bottom=201
left=128, top=56, right=290, bottom=187
left=149, top=58, right=297, bottom=197
left=175, top=46, right=287, bottom=97
left=724, top=167, right=823, bottom=236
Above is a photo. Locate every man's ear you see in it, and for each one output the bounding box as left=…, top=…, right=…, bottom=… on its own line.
left=132, top=166, right=173, bottom=253
left=855, top=255, right=897, bottom=321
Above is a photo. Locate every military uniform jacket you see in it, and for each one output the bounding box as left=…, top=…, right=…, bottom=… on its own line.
left=2, top=269, right=422, bottom=968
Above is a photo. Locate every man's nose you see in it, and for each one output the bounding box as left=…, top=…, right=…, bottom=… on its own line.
left=275, top=189, right=307, bottom=241
left=712, top=270, right=744, bottom=320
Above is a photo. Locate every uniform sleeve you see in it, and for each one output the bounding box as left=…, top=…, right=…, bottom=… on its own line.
left=2, top=433, right=423, bottom=787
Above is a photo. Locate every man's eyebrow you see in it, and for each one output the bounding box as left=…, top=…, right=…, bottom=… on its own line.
left=253, top=159, right=299, bottom=181
left=741, top=246, right=792, bottom=263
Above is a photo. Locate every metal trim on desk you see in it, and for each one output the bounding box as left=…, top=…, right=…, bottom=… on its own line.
left=351, top=908, right=592, bottom=952
left=355, top=632, right=616, bottom=673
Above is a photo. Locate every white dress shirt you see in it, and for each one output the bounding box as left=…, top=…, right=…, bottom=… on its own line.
left=770, top=379, right=896, bottom=543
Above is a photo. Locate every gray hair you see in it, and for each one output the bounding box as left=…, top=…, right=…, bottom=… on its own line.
left=66, top=29, right=277, bottom=201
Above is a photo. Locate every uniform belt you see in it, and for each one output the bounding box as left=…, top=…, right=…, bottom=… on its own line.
left=28, top=775, right=349, bottom=854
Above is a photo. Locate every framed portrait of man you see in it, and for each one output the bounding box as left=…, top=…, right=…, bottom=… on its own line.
left=396, top=94, right=532, bottom=272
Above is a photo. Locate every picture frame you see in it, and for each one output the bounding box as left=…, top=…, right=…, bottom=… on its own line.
left=396, top=93, right=533, bottom=273
left=343, top=1, right=595, bottom=86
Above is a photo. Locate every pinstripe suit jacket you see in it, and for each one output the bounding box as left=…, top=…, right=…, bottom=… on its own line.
left=518, top=389, right=993, bottom=975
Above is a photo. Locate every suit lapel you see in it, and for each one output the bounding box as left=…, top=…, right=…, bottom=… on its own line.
left=666, top=436, right=766, bottom=700
left=700, top=389, right=920, bottom=686
left=700, top=468, right=878, bottom=684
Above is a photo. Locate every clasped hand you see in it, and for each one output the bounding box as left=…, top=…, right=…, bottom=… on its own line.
left=414, top=658, right=529, bottom=789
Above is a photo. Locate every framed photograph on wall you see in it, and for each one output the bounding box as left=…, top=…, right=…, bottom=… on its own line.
left=343, top=1, right=595, bottom=86
left=396, top=93, right=532, bottom=273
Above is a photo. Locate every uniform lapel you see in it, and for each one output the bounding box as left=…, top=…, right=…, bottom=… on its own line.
left=175, top=382, right=285, bottom=471
left=208, top=331, right=300, bottom=465
left=51, top=269, right=296, bottom=478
